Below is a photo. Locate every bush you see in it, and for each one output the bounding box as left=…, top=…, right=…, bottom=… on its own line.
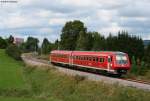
left=0, top=37, right=7, bottom=49
left=130, top=56, right=148, bottom=76
left=5, top=44, right=22, bottom=60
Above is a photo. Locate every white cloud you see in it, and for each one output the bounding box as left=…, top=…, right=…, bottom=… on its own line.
left=0, top=0, right=150, bottom=42
left=48, top=18, right=67, bottom=25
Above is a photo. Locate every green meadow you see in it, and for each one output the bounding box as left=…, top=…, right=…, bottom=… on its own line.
left=0, top=49, right=25, bottom=89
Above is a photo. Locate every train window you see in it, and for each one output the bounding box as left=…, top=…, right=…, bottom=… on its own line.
left=86, top=57, right=88, bottom=60
left=81, top=56, right=83, bottom=60
left=108, top=57, right=111, bottom=62
left=93, top=57, right=96, bottom=61
left=79, top=56, right=81, bottom=60
left=76, top=56, right=78, bottom=60
left=96, top=57, right=99, bottom=62
left=99, top=58, right=104, bottom=63
left=89, top=57, right=91, bottom=61
left=84, top=56, right=86, bottom=60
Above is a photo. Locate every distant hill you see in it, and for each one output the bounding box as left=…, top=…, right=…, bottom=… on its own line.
left=143, top=40, right=150, bottom=46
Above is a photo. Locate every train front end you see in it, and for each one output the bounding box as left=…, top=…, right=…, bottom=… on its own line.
left=113, top=53, right=131, bottom=74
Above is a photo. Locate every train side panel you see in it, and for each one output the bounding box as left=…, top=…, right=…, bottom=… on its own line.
left=50, top=50, right=131, bottom=75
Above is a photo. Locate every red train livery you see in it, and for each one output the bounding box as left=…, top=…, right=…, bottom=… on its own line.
left=50, top=50, right=131, bottom=75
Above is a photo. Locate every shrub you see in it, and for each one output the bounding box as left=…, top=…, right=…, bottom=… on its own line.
left=130, top=56, right=138, bottom=74
left=0, top=37, right=7, bottom=49
left=5, top=44, right=22, bottom=60
left=130, top=56, right=148, bottom=76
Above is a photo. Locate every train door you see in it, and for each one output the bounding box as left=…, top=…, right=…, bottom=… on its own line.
left=69, top=52, right=73, bottom=66
left=107, top=56, right=112, bottom=72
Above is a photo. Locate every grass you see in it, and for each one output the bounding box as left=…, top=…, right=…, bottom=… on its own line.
left=0, top=49, right=150, bottom=101
left=126, top=70, right=150, bottom=81
left=23, top=66, right=150, bottom=101
left=0, top=49, right=25, bottom=89
left=0, top=96, right=48, bottom=101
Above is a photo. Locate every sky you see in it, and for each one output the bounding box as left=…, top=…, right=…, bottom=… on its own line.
left=0, top=0, right=150, bottom=43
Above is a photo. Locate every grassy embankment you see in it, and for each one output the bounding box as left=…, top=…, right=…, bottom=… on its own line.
left=0, top=49, right=59, bottom=101
left=0, top=49, right=150, bottom=101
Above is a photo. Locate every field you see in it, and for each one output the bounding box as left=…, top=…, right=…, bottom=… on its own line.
left=0, top=49, right=150, bottom=101
left=0, top=49, right=25, bottom=89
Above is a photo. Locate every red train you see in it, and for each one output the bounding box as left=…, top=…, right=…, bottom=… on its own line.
left=50, top=50, right=131, bottom=76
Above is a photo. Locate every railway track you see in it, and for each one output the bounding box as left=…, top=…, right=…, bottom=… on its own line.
left=121, top=78, right=150, bottom=85
left=22, top=54, right=150, bottom=91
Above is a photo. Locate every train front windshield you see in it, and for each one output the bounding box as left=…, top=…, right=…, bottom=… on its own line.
left=116, top=54, right=128, bottom=64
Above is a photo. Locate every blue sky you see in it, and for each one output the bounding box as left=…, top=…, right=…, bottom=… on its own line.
left=0, top=0, right=150, bottom=42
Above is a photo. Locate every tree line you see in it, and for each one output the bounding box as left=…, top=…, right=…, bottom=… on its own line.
left=59, top=20, right=147, bottom=60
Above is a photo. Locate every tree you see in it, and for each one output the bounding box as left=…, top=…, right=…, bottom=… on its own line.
left=25, top=37, right=39, bottom=52
left=41, top=38, right=51, bottom=54
left=106, top=33, right=117, bottom=51
left=76, top=31, right=88, bottom=50
left=105, top=31, right=144, bottom=60
left=53, top=39, right=60, bottom=50
left=86, top=32, right=94, bottom=50
left=92, top=32, right=106, bottom=51
left=60, top=20, right=87, bottom=50
left=5, top=44, right=22, bottom=60
left=144, top=43, right=150, bottom=67
left=0, top=37, right=7, bottom=49
left=7, top=35, right=14, bottom=44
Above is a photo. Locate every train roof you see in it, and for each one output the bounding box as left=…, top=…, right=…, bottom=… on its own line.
left=51, top=50, right=126, bottom=56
